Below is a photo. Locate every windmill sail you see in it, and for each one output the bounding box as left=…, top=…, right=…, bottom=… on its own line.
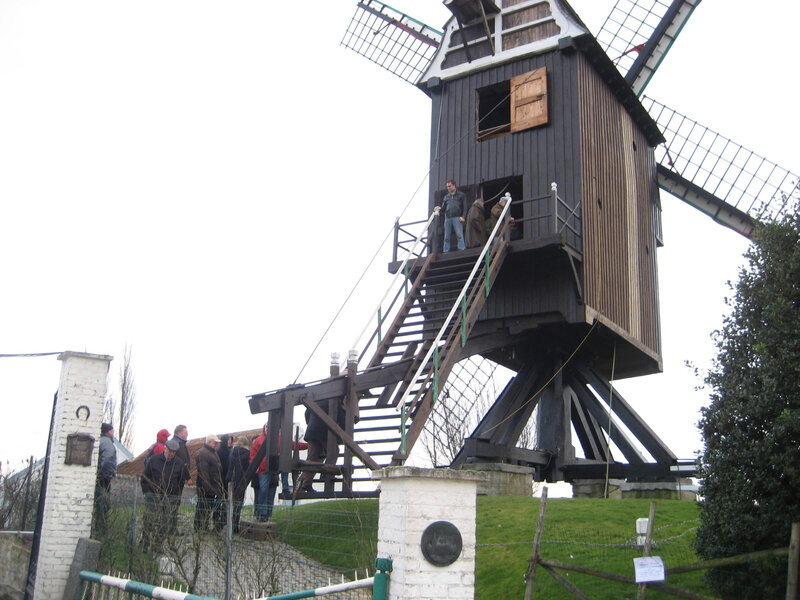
left=644, top=96, right=799, bottom=237
left=341, top=0, right=443, bottom=85
left=596, top=0, right=701, bottom=95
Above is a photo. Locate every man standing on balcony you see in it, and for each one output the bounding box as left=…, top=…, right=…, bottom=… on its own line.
left=435, top=179, right=467, bottom=252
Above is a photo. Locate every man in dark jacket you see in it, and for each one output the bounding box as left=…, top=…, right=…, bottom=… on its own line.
left=169, top=424, right=191, bottom=492
left=194, top=434, right=224, bottom=532
left=435, top=179, right=468, bottom=252
left=226, top=436, right=250, bottom=533
left=93, top=422, right=117, bottom=537
left=217, top=434, right=232, bottom=491
left=141, top=438, right=188, bottom=549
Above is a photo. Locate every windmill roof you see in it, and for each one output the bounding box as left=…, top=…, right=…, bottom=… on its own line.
left=418, top=0, right=663, bottom=147
left=419, top=0, right=590, bottom=85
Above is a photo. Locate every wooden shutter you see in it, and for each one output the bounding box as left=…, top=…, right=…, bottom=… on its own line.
left=510, top=67, right=548, bottom=132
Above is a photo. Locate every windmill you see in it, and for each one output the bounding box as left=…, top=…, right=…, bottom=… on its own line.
left=247, top=0, right=798, bottom=498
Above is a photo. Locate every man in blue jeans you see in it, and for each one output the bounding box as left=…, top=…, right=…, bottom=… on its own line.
left=250, top=424, right=278, bottom=521
left=435, top=179, right=468, bottom=252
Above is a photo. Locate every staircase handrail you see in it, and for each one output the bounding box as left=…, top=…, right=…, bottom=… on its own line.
left=347, top=209, right=440, bottom=367
left=394, top=194, right=513, bottom=414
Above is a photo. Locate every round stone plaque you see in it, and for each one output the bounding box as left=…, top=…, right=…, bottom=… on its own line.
left=420, top=520, right=463, bottom=566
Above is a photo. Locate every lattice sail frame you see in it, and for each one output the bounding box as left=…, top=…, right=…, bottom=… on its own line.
left=595, top=0, right=675, bottom=79
left=645, top=96, right=800, bottom=227
left=341, top=0, right=443, bottom=85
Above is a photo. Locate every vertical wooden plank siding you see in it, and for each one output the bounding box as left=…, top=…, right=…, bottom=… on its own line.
left=426, top=50, right=583, bottom=324
left=577, top=54, right=661, bottom=357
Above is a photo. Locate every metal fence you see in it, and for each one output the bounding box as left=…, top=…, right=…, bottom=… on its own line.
left=93, top=480, right=379, bottom=600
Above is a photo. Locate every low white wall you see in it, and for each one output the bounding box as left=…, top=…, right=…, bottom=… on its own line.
left=374, top=467, right=485, bottom=600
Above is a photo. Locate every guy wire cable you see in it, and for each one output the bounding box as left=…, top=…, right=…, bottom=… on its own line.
left=292, top=67, right=545, bottom=384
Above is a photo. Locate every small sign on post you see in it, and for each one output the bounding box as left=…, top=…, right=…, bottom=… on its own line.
left=633, top=556, right=665, bottom=584
left=65, top=433, right=95, bottom=466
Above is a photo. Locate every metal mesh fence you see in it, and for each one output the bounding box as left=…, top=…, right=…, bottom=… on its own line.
left=474, top=496, right=710, bottom=600
left=94, top=483, right=378, bottom=600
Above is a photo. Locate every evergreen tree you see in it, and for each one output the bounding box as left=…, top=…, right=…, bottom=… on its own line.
left=695, top=201, right=800, bottom=599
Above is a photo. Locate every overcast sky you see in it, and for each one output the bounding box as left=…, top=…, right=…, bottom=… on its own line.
left=1, top=1, right=797, bottom=475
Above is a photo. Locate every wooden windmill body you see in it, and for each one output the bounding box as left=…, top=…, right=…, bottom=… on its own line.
left=414, top=0, right=668, bottom=481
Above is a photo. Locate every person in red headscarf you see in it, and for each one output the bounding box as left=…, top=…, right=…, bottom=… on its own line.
left=144, top=428, right=170, bottom=468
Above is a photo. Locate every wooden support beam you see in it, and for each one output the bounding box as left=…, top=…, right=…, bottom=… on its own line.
left=460, top=438, right=550, bottom=466
left=568, top=374, right=646, bottom=464
left=574, top=366, right=676, bottom=464
left=249, top=358, right=416, bottom=414
left=299, top=392, right=380, bottom=471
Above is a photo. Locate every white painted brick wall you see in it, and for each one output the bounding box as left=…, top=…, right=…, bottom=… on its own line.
left=374, top=467, right=485, bottom=600
left=33, top=351, right=111, bottom=600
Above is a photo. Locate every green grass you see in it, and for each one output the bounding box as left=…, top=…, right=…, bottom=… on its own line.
left=272, top=500, right=379, bottom=573
left=272, top=496, right=710, bottom=600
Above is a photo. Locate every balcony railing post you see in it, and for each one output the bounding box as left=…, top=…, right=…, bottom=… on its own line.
left=393, top=217, right=400, bottom=263
left=551, top=182, right=558, bottom=235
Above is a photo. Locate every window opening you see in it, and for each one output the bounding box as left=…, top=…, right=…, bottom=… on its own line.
left=477, top=82, right=511, bottom=141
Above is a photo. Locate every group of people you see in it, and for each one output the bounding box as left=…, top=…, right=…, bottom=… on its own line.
left=138, top=423, right=308, bottom=549
left=434, top=179, right=513, bottom=253
left=93, top=412, right=337, bottom=550
left=138, top=426, right=245, bottom=543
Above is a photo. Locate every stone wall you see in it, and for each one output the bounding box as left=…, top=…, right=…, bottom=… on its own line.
left=461, top=462, right=535, bottom=496
left=0, top=532, right=32, bottom=600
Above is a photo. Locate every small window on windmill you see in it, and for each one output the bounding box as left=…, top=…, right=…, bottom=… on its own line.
left=477, top=67, right=548, bottom=142
left=477, top=82, right=511, bottom=141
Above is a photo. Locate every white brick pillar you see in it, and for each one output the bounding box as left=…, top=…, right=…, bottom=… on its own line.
left=33, top=351, right=112, bottom=600
left=373, top=467, right=485, bottom=600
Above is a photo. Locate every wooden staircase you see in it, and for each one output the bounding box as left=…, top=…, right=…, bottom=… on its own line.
left=247, top=214, right=512, bottom=498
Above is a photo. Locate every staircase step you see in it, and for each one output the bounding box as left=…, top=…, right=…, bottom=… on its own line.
left=355, top=422, right=403, bottom=430
left=354, top=437, right=402, bottom=445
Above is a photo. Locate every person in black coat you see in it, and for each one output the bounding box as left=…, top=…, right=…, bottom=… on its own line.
left=226, top=436, right=250, bottom=533
left=141, top=439, right=189, bottom=550
left=194, top=435, right=224, bottom=532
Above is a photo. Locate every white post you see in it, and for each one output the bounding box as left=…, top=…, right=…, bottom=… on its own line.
left=373, top=467, right=485, bottom=600
left=33, top=351, right=112, bottom=600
